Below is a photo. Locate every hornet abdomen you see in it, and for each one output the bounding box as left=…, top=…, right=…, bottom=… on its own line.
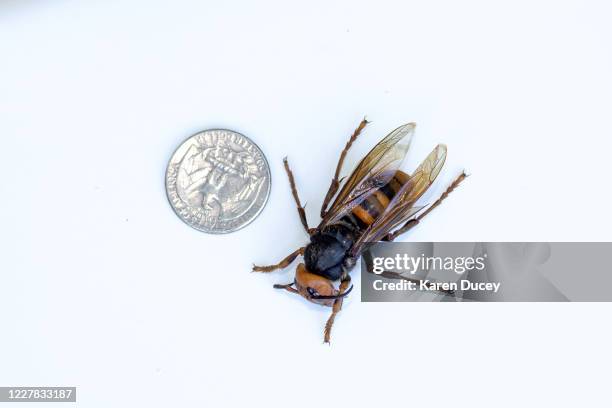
left=342, top=170, right=411, bottom=231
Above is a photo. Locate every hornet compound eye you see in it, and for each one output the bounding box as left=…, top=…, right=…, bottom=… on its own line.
left=307, top=287, right=319, bottom=297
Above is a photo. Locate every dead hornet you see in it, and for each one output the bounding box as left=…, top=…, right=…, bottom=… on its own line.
left=253, top=118, right=466, bottom=343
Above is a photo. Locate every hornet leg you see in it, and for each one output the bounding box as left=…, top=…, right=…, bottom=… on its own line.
left=383, top=172, right=467, bottom=242
left=252, top=247, right=305, bottom=273
left=320, top=117, right=369, bottom=218
left=283, top=158, right=313, bottom=235
left=323, top=273, right=352, bottom=344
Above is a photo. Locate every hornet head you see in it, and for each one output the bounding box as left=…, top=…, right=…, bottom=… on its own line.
left=273, top=263, right=353, bottom=307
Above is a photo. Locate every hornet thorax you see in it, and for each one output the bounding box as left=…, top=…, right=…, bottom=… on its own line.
left=303, top=223, right=357, bottom=281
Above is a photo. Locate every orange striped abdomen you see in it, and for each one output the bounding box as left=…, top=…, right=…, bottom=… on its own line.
left=347, top=170, right=410, bottom=228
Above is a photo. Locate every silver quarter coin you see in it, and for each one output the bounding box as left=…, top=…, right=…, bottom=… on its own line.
left=165, top=129, right=271, bottom=233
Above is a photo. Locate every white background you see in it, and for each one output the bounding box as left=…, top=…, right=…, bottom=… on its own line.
left=1, top=1, right=612, bottom=407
